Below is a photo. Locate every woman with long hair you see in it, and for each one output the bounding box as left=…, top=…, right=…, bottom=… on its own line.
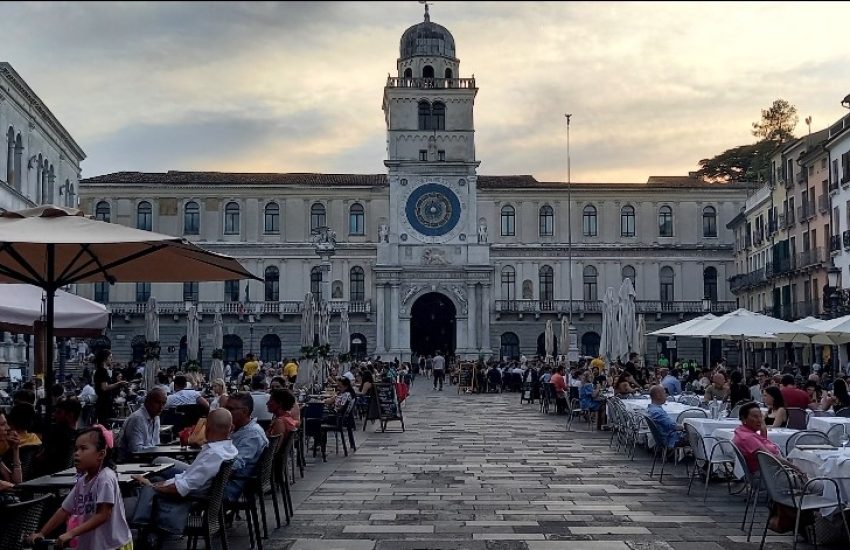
left=762, top=386, right=787, bottom=428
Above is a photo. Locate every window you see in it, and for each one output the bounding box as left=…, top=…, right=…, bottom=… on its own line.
left=431, top=101, right=445, bottom=130
left=5, top=127, right=13, bottom=186
left=583, top=265, right=598, bottom=301
left=539, top=265, right=554, bottom=302
left=350, top=266, right=365, bottom=301
left=419, top=150, right=428, bottom=161
left=310, top=267, right=322, bottom=301
left=264, top=203, right=280, bottom=234
left=658, top=205, right=673, bottom=237
left=136, top=201, right=152, bottom=231
left=94, top=281, right=110, bottom=304
left=704, top=266, right=718, bottom=301
left=183, top=282, right=199, bottom=303
left=702, top=206, right=717, bottom=237
left=95, top=201, right=110, bottom=222
left=445, top=67, right=453, bottom=79
left=620, top=205, right=635, bottom=237
left=260, top=334, right=281, bottom=363
left=500, top=332, right=519, bottom=360
left=310, top=203, right=326, bottom=230
left=349, top=203, right=365, bottom=235
left=403, top=67, right=412, bottom=78
left=539, top=205, right=554, bottom=237
left=184, top=201, right=200, bottom=235
left=501, top=266, right=515, bottom=301
left=660, top=266, right=674, bottom=302
left=422, top=65, right=434, bottom=78
left=438, top=150, right=446, bottom=161
left=264, top=266, right=279, bottom=301
left=500, top=205, right=516, bottom=236
left=224, top=280, right=240, bottom=302
left=224, top=202, right=240, bottom=234
left=418, top=100, right=430, bottom=130
left=582, top=205, right=597, bottom=236
left=622, top=265, right=636, bottom=289
left=135, top=283, right=151, bottom=303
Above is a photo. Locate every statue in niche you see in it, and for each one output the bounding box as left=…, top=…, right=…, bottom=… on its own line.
left=378, top=224, right=389, bottom=243
left=332, top=281, right=343, bottom=299
left=477, top=220, right=488, bottom=243
left=427, top=135, right=438, bottom=161
left=522, top=280, right=533, bottom=299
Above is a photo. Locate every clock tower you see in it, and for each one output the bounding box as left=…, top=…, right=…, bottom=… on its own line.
left=375, top=6, right=492, bottom=361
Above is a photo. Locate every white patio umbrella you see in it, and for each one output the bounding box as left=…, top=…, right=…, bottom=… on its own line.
left=297, top=293, right=315, bottom=387
left=599, top=287, right=619, bottom=362
left=143, top=297, right=160, bottom=390
left=0, top=206, right=257, bottom=394
left=649, top=314, right=717, bottom=337
left=617, top=278, right=637, bottom=362
left=544, top=319, right=554, bottom=359
left=338, top=309, right=350, bottom=373
left=560, top=316, right=569, bottom=362
left=0, top=283, right=108, bottom=336
left=807, top=314, right=850, bottom=344
left=186, top=304, right=200, bottom=366
left=636, top=314, right=647, bottom=367
left=209, top=312, right=224, bottom=381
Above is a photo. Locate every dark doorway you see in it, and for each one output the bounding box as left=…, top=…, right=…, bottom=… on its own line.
left=410, top=292, right=456, bottom=356
left=536, top=333, right=558, bottom=358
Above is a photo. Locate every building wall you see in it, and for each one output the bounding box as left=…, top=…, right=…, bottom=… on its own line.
left=828, top=114, right=850, bottom=285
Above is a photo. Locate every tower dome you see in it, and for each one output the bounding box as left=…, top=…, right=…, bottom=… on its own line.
left=399, top=6, right=456, bottom=60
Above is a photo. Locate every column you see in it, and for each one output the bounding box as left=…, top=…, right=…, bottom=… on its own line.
left=390, top=282, right=400, bottom=355
left=481, top=284, right=492, bottom=354
left=376, top=283, right=385, bottom=352
left=466, top=282, right=477, bottom=354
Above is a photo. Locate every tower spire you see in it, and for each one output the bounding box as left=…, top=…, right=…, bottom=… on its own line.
left=420, top=0, right=431, bottom=22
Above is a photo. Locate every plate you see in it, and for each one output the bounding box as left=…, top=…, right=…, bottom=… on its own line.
left=796, top=444, right=837, bottom=450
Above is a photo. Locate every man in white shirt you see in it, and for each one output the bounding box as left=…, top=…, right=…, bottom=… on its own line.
left=432, top=351, right=446, bottom=391
left=165, top=375, right=209, bottom=409
left=117, top=388, right=166, bottom=462
left=78, top=380, right=96, bottom=404
left=130, top=408, right=238, bottom=536
left=249, top=376, right=272, bottom=422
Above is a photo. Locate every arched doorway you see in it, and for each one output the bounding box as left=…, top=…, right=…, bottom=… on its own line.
left=350, top=333, right=367, bottom=360
left=536, top=332, right=558, bottom=358
left=223, top=334, right=243, bottom=364
left=410, top=292, right=456, bottom=356
left=260, top=334, right=281, bottom=363
left=131, top=335, right=146, bottom=364
left=500, top=332, right=519, bottom=361
left=581, top=331, right=601, bottom=357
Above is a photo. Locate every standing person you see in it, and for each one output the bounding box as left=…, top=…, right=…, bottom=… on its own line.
left=243, top=353, right=260, bottom=380
left=284, top=357, right=299, bottom=385
left=425, top=355, right=433, bottom=379
left=432, top=350, right=446, bottom=391
left=93, top=349, right=127, bottom=425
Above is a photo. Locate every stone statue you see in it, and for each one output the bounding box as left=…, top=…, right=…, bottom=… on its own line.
left=477, top=221, right=488, bottom=243
left=378, top=224, right=389, bottom=243
left=427, top=135, right=438, bottom=161
left=422, top=248, right=448, bottom=265
left=401, top=285, right=420, bottom=305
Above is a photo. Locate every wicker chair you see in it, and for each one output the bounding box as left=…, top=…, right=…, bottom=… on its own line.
left=0, top=495, right=51, bottom=550
left=225, top=436, right=280, bottom=548
left=319, top=399, right=356, bottom=461
left=273, top=431, right=296, bottom=525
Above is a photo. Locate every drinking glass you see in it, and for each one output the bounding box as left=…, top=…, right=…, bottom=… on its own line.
left=841, top=435, right=849, bottom=450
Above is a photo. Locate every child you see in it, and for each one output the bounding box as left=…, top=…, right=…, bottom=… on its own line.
left=28, top=425, right=133, bottom=549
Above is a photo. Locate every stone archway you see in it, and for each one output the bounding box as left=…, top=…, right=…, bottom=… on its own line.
left=410, top=292, right=456, bottom=357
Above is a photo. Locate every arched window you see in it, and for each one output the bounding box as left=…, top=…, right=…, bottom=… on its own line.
left=131, top=335, right=146, bottom=364
left=660, top=266, right=675, bottom=302
left=444, top=67, right=453, bottom=79
left=658, top=205, right=673, bottom=237
left=6, top=127, right=14, bottom=187
left=350, top=333, right=367, bottom=360
left=310, top=203, right=326, bottom=230
left=184, top=201, right=200, bottom=235
left=136, top=201, right=152, bottom=231
left=350, top=266, right=365, bottom=302
left=620, top=205, right=635, bottom=237
left=224, top=201, right=240, bottom=234
left=422, top=65, right=434, bottom=79
left=583, top=205, right=597, bottom=236
left=539, top=265, right=554, bottom=304
left=264, top=202, right=280, bottom=234
left=403, top=67, right=412, bottom=79
left=260, top=334, right=281, bottom=363
left=223, top=334, right=243, bottom=364
left=702, top=206, right=717, bottom=237
left=522, top=279, right=533, bottom=299
left=418, top=100, right=431, bottom=130
left=94, top=281, right=110, bottom=304
left=349, top=203, right=365, bottom=235
left=135, top=283, right=151, bottom=303
left=501, top=266, right=516, bottom=301
left=581, top=332, right=601, bottom=357
left=500, top=332, right=519, bottom=360
left=183, top=281, right=199, bottom=302
left=622, top=265, right=636, bottom=288
left=264, top=266, right=279, bottom=302
left=310, top=266, right=322, bottom=301
left=583, top=265, right=598, bottom=301
left=35, top=155, right=42, bottom=202
left=703, top=266, right=718, bottom=302
left=431, top=101, right=445, bottom=130
left=500, top=205, right=516, bottom=236
left=539, top=205, right=554, bottom=237
left=47, top=164, right=55, bottom=203
left=95, top=201, right=111, bottom=222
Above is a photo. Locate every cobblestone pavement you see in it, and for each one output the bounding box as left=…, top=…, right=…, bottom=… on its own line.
left=190, top=380, right=803, bottom=549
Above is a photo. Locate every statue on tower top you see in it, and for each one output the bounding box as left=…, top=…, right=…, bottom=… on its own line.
left=419, top=0, right=431, bottom=22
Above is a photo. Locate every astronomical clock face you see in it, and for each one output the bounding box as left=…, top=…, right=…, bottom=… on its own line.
left=402, top=182, right=464, bottom=243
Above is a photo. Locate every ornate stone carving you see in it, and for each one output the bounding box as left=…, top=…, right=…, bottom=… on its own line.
left=477, top=220, right=488, bottom=243
left=378, top=224, right=389, bottom=243
left=422, top=248, right=448, bottom=265
left=401, top=284, right=421, bottom=305
left=445, top=284, right=468, bottom=313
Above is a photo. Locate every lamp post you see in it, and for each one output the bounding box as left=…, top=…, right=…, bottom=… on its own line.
left=827, top=265, right=842, bottom=318
left=248, top=313, right=255, bottom=354
left=565, top=114, right=579, bottom=364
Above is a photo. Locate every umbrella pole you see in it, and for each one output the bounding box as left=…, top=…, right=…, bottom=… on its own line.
left=44, top=243, right=56, bottom=421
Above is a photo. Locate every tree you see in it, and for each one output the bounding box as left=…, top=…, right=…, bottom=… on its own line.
left=752, top=98, right=798, bottom=142
left=696, top=140, right=777, bottom=183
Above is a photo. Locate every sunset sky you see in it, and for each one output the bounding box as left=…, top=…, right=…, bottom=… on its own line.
left=3, top=1, right=850, bottom=182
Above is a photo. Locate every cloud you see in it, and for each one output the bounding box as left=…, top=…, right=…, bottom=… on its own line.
left=2, top=1, right=850, bottom=182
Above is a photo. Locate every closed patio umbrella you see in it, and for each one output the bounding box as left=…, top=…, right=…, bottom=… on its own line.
left=338, top=309, right=350, bottom=373
left=209, top=312, right=224, bottom=381
left=617, top=278, right=637, bottom=362
left=186, top=304, right=200, bottom=365
left=143, top=297, right=160, bottom=390
left=636, top=314, right=647, bottom=367
left=544, top=319, right=554, bottom=360
left=297, top=293, right=315, bottom=387
left=0, top=205, right=258, bottom=395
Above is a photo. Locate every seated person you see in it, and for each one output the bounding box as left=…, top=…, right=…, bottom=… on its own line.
left=223, top=392, right=269, bottom=501
left=35, top=397, right=82, bottom=475
left=116, top=388, right=167, bottom=462
left=550, top=366, right=568, bottom=414
left=761, top=386, right=788, bottom=428
left=660, top=368, right=682, bottom=397
left=728, top=370, right=751, bottom=408
left=0, top=411, right=22, bottom=492
left=154, top=372, right=171, bottom=396
left=702, top=373, right=729, bottom=402
left=266, top=389, right=299, bottom=438
left=579, top=372, right=607, bottom=429
left=165, top=375, right=208, bottom=410
left=614, top=375, right=635, bottom=397
left=646, top=385, right=685, bottom=448
left=732, top=402, right=798, bottom=473
left=130, top=409, right=238, bottom=535
left=249, top=375, right=273, bottom=423
left=0, top=403, right=41, bottom=456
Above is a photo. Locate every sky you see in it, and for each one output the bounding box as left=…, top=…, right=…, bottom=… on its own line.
left=2, top=1, right=850, bottom=183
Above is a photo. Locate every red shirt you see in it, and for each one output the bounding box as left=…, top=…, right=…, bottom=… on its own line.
left=731, top=424, right=781, bottom=473
left=551, top=373, right=567, bottom=397
left=780, top=386, right=810, bottom=409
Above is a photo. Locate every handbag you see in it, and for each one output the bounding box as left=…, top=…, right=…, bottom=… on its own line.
left=767, top=502, right=798, bottom=533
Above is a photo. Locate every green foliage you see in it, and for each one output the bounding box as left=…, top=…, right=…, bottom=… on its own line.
left=211, top=348, right=224, bottom=360
left=143, top=341, right=161, bottom=362
left=300, top=344, right=332, bottom=360
left=182, top=359, right=201, bottom=372
left=696, top=139, right=778, bottom=183
left=752, top=98, right=798, bottom=142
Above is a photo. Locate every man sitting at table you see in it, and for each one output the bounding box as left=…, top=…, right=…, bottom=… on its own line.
left=117, top=388, right=167, bottom=462
left=35, top=397, right=81, bottom=475
left=223, top=392, right=269, bottom=501
left=165, top=375, right=209, bottom=410
left=731, top=401, right=801, bottom=474
left=646, top=385, right=685, bottom=447
left=779, top=374, right=811, bottom=409
left=702, top=373, right=729, bottom=402
left=129, top=408, right=238, bottom=537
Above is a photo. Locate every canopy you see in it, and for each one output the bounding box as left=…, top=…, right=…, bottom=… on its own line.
left=673, top=308, right=801, bottom=340
left=807, top=314, right=850, bottom=344
left=768, top=316, right=835, bottom=345
left=649, top=314, right=717, bottom=337
left=0, top=205, right=258, bottom=395
left=0, top=283, right=108, bottom=336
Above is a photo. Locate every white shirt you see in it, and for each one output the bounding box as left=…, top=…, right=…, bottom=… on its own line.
left=166, top=439, right=238, bottom=497
left=251, top=391, right=272, bottom=421
left=432, top=355, right=445, bottom=370
left=79, top=384, right=96, bottom=403
left=165, top=388, right=202, bottom=408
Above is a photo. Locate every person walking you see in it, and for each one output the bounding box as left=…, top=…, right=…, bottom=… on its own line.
left=432, top=350, right=446, bottom=391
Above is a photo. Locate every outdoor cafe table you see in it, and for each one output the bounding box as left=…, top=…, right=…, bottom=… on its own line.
left=619, top=397, right=694, bottom=417
left=807, top=415, right=850, bottom=436
left=788, top=446, right=850, bottom=515
left=15, top=463, right=170, bottom=495
left=681, top=417, right=740, bottom=437
left=712, top=426, right=799, bottom=478
left=130, top=444, right=202, bottom=462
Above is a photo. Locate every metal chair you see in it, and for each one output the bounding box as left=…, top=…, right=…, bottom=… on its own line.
left=784, top=430, right=831, bottom=455
left=727, top=440, right=762, bottom=541
left=273, top=431, right=296, bottom=526
left=0, top=495, right=51, bottom=550
left=676, top=408, right=708, bottom=423
left=642, top=415, right=674, bottom=481
left=683, top=423, right=734, bottom=500
left=755, top=451, right=849, bottom=550
left=784, top=407, right=808, bottom=430
left=835, top=406, right=850, bottom=418
left=225, top=437, right=279, bottom=549
left=320, top=398, right=356, bottom=461
left=566, top=398, right=590, bottom=431
left=825, top=423, right=848, bottom=446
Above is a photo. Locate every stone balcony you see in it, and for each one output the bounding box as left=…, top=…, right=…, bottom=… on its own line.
left=106, top=300, right=372, bottom=318
left=494, top=299, right=736, bottom=316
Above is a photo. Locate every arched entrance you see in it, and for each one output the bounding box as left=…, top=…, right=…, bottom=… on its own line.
left=350, top=333, right=367, bottom=360
left=581, top=331, right=601, bottom=357
left=410, top=292, right=456, bottom=357
left=536, top=332, right=558, bottom=358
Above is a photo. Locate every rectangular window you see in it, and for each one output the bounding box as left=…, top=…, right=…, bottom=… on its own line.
left=135, top=283, right=151, bottom=303
left=183, top=281, right=199, bottom=303
left=224, top=280, right=240, bottom=302
left=438, top=150, right=445, bottom=161
left=94, top=282, right=110, bottom=304
left=419, top=150, right=427, bottom=161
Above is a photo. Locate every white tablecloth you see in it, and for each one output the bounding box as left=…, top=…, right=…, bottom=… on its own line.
left=620, top=398, right=694, bottom=417
left=807, top=415, right=850, bottom=436
left=788, top=447, right=850, bottom=515
left=713, top=426, right=799, bottom=478
left=682, top=418, right=740, bottom=438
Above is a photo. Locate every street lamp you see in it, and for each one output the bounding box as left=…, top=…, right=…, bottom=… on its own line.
left=248, top=313, right=255, bottom=354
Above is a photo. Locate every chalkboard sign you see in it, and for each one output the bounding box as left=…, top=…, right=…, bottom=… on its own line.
left=457, top=364, right=475, bottom=394
left=374, top=383, right=405, bottom=432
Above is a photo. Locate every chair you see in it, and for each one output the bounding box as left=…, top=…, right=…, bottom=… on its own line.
left=520, top=382, right=533, bottom=404
left=676, top=408, right=708, bottom=423
left=539, top=383, right=552, bottom=414
left=273, top=432, right=296, bottom=526
left=642, top=415, right=674, bottom=482
left=683, top=423, right=734, bottom=500
left=729, top=404, right=743, bottom=420
left=728, top=441, right=763, bottom=541
left=225, top=436, right=280, bottom=549
left=755, top=451, right=849, bottom=550
left=319, top=398, right=356, bottom=461
left=785, top=407, right=808, bottom=430
left=784, top=430, right=831, bottom=455
left=566, top=398, right=590, bottom=431
left=0, top=495, right=51, bottom=550
left=825, top=423, right=848, bottom=446
left=835, top=406, right=850, bottom=418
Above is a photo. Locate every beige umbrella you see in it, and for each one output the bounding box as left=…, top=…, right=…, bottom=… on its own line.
left=143, top=297, right=160, bottom=390
left=186, top=304, right=200, bottom=364
left=209, top=312, right=224, bottom=381
left=0, top=205, right=258, bottom=394
left=544, top=319, right=555, bottom=360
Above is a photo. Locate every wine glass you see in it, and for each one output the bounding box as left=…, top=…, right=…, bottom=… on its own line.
left=841, top=434, right=849, bottom=450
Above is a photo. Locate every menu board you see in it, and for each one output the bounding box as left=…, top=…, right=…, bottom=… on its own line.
left=457, top=364, right=474, bottom=393
left=374, top=383, right=405, bottom=432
